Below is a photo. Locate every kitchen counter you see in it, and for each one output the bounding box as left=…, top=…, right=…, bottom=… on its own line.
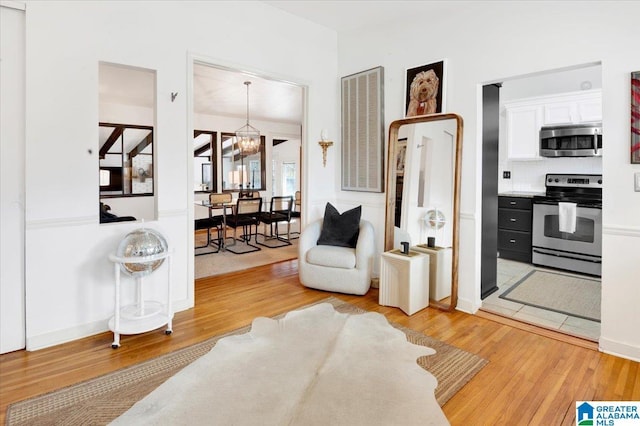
left=498, top=191, right=544, bottom=198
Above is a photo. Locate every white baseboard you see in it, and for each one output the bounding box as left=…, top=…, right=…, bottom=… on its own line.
left=26, top=298, right=192, bottom=351
left=599, top=337, right=640, bottom=362
left=455, top=296, right=478, bottom=314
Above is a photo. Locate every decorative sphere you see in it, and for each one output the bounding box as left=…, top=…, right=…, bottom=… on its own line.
left=424, top=209, right=446, bottom=230
left=116, top=228, right=168, bottom=277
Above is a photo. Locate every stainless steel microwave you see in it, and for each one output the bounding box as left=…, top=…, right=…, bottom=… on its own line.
left=539, top=122, right=602, bottom=157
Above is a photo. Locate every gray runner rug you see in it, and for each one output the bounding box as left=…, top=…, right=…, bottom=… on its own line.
left=500, top=270, right=601, bottom=322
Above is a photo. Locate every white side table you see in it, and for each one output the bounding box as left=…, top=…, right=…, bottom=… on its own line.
left=379, top=249, right=430, bottom=315
left=412, top=245, right=452, bottom=301
left=108, top=251, right=173, bottom=348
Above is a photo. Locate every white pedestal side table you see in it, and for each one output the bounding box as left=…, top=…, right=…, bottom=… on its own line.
left=108, top=251, right=173, bottom=349
left=412, top=245, right=452, bottom=301
left=379, top=249, right=430, bottom=315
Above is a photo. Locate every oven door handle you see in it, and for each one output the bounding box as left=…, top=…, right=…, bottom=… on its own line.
left=532, top=249, right=602, bottom=264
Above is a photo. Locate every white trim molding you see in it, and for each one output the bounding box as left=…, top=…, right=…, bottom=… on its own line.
left=0, top=1, right=26, bottom=11
left=459, top=211, right=475, bottom=222
left=26, top=298, right=192, bottom=351
left=157, top=208, right=188, bottom=219
left=599, top=337, right=640, bottom=363
left=602, top=224, right=640, bottom=238
left=26, top=216, right=95, bottom=230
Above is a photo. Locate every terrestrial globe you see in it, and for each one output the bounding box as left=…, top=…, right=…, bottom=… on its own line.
left=115, top=228, right=168, bottom=277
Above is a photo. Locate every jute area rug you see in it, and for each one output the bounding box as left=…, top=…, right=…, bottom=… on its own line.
left=194, top=236, right=299, bottom=279
left=6, top=297, right=487, bottom=426
left=500, top=269, right=601, bottom=322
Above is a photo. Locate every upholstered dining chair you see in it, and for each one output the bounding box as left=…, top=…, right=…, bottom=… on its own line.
left=256, top=195, right=293, bottom=248
left=224, top=197, right=262, bottom=254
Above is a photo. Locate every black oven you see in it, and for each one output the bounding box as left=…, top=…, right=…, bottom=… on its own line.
left=531, top=174, right=602, bottom=276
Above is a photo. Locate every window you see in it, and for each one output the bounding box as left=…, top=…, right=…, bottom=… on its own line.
left=282, top=162, right=296, bottom=196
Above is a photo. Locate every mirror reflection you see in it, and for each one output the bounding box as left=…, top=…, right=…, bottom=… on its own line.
left=394, top=119, right=456, bottom=248
left=385, top=114, right=462, bottom=311
left=194, top=130, right=217, bottom=192
left=98, top=62, right=156, bottom=223
left=99, top=123, right=154, bottom=196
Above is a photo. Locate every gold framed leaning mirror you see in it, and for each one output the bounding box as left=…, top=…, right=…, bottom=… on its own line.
left=384, top=113, right=463, bottom=311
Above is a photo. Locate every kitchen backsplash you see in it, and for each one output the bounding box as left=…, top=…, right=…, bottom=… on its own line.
left=499, top=157, right=602, bottom=193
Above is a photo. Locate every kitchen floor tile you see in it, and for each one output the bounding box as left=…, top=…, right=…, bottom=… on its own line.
left=480, top=258, right=600, bottom=342
left=560, top=323, right=600, bottom=341
left=518, top=304, right=569, bottom=324
left=513, top=311, right=564, bottom=330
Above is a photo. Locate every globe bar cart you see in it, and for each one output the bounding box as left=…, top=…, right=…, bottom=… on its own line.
left=108, top=228, right=173, bottom=349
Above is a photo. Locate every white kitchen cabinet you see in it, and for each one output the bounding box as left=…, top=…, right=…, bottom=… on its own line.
left=504, top=89, right=602, bottom=160
left=505, top=104, right=543, bottom=160
left=543, top=100, right=575, bottom=125
left=543, top=91, right=602, bottom=125
left=575, top=93, right=602, bottom=123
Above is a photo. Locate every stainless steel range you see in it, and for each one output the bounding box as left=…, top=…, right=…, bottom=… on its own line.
left=532, top=174, right=602, bottom=276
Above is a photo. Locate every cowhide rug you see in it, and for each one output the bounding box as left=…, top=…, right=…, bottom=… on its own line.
left=110, top=303, right=449, bottom=425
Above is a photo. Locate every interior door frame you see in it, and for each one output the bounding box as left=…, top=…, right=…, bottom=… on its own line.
left=478, top=64, right=603, bottom=341
left=186, top=54, right=308, bottom=300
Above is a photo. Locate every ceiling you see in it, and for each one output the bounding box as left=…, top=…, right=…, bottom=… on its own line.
left=100, top=2, right=443, bottom=126
left=193, top=64, right=303, bottom=125
left=99, top=61, right=304, bottom=125
left=261, top=1, right=452, bottom=33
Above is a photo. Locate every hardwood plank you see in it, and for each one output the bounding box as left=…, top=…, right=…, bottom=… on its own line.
left=1, top=260, right=637, bottom=425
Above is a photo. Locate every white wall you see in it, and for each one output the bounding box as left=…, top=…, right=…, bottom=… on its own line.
left=17, top=1, right=337, bottom=350
left=1, top=2, right=26, bottom=353
left=337, top=1, right=640, bottom=361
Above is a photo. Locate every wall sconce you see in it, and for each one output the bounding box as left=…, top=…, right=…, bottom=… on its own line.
left=318, top=129, right=333, bottom=167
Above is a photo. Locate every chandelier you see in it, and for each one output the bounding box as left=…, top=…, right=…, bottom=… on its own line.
left=235, top=81, right=261, bottom=154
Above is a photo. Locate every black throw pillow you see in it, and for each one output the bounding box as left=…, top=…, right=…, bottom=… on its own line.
left=317, top=203, right=361, bottom=248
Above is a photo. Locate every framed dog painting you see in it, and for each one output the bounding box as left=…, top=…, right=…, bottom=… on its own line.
left=405, top=60, right=446, bottom=117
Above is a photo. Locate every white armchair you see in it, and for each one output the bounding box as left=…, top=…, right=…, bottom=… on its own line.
left=298, top=219, right=375, bottom=295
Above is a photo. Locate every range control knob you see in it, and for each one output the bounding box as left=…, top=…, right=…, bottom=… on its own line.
left=598, top=179, right=602, bottom=184
left=548, top=178, right=553, bottom=183
left=554, top=178, right=560, bottom=183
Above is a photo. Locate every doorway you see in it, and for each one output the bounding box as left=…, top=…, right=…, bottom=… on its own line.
left=480, top=63, right=602, bottom=342
left=190, top=61, right=305, bottom=279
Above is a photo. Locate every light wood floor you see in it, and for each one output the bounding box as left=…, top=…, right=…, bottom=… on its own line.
left=1, top=260, right=638, bottom=425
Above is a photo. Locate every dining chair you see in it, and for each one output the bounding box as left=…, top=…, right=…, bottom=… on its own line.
left=224, top=197, right=262, bottom=254
left=194, top=192, right=233, bottom=255
left=288, top=190, right=301, bottom=239
left=257, top=195, right=293, bottom=248
left=239, top=190, right=260, bottom=198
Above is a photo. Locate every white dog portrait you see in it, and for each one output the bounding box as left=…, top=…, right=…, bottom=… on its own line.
left=407, top=70, right=439, bottom=116
left=405, top=61, right=445, bottom=117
